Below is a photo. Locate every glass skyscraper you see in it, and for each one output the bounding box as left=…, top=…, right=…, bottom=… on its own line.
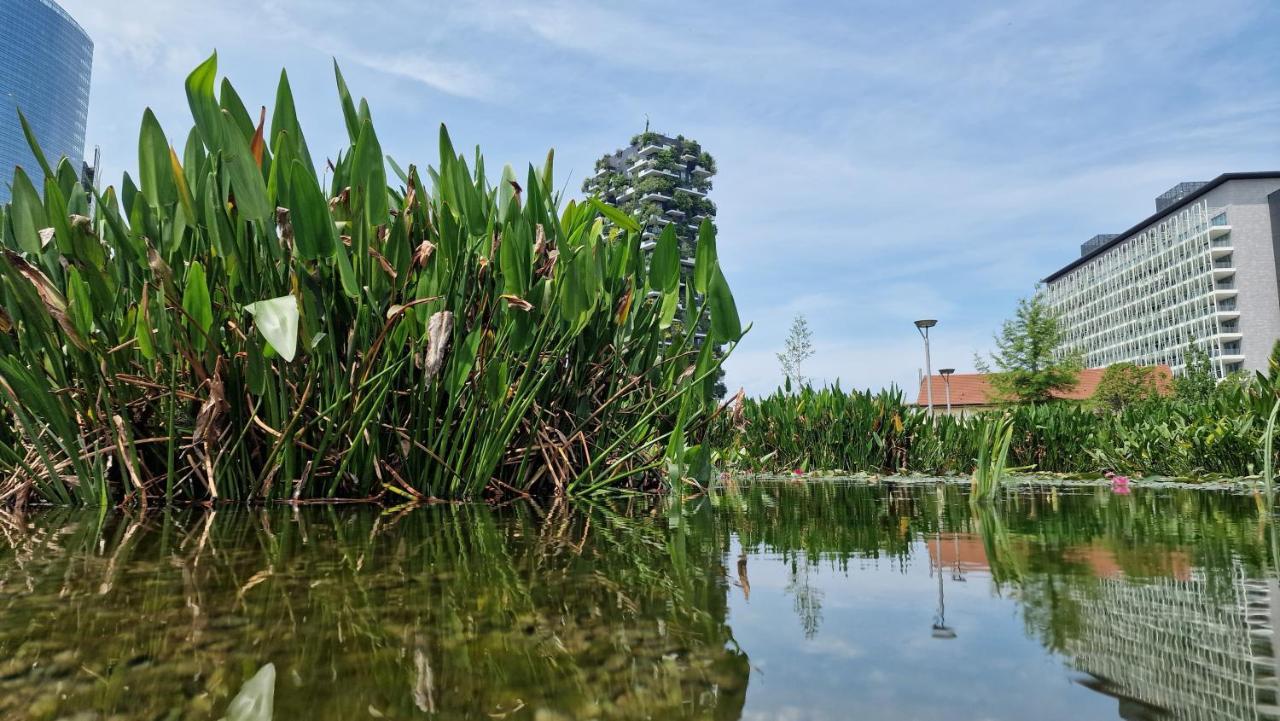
left=0, top=0, right=93, bottom=203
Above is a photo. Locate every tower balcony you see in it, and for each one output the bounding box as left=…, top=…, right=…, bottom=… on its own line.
left=666, top=208, right=686, bottom=218
left=675, top=186, right=706, bottom=198
left=637, top=143, right=672, bottom=157
left=640, top=192, right=672, bottom=203
left=691, top=166, right=711, bottom=178
left=638, top=167, right=679, bottom=180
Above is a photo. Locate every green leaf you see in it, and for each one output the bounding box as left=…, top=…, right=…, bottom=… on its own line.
left=446, top=328, right=482, bottom=399
left=219, top=110, right=271, bottom=223
left=185, top=52, right=221, bottom=151
left=693, top=218, right=717, bottom=294
left=588, top=197, right=641, bottom=234
left=648, top=224, right=680, bottom=293
left=65, top=267, right=94, bottom=340
left=709, top=266, right=742, bottom=342
left=138, top=109, right=176, bottom=209
left=333, top=60, right=361, bottom=144
left=135, top=299, right=156, bottom=361
left=244, top=296, right=299, bottom=362
left=351, top=120, right=389, bottom=222
left=270, top=68, right=315, bottom=174
left=7, top=167, right=46, bottom=255
left=289, top=160, right=337, bottom=260
left=17, top=109, right=54, bottom=180
left=182, top=261, right=214, bottom=352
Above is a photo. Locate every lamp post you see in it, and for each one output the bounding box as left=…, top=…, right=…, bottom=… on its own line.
left=914, top=320, right=937, bottom=416
left=932, top=488, right=956, bottom=639
left=939, top=368, right=954, bottom=416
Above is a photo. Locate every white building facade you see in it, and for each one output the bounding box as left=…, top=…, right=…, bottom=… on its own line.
left=1042, top=173, right=1280, bottom=377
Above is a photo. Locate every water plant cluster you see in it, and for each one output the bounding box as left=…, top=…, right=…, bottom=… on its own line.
left=715, top=378, right=1280, bottom=480
left=0, top=55, right=743, bottom=507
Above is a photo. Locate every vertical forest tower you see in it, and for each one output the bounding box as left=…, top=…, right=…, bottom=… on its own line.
left=582, top=131, right=717, bottom=340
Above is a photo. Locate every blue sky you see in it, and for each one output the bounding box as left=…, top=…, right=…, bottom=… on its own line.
left=59, top=0, right=1280, bottom=396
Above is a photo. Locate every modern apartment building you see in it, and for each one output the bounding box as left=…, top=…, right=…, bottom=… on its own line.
left=582, top=131, right=717, bottom=338
left=0, top=0, right=93, bottom=203
left=1042, top=173, right=1280, bottom=377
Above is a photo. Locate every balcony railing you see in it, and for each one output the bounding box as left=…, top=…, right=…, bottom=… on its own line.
left=1211, top=237, right=1232, bottom=248
left=1211, top=212, right=1229, bottom=227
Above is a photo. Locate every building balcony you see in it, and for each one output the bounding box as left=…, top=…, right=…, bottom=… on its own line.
left=666, top=208, right=686, bottom=218
left=1212, top=267, right=1235, bottom=279
left=680, top=258, right=695, bottom=268
left=1208, top=224, right=1232, bottom=240
left=1212, top=288, right=1238, bottom=301
left=619, top=187, right=635, bottom=201
left=1215, top=331, right=1244, bottom=343
left=640, top=240, right=656, bottom=252
left=628, top=157, right=653, bottom=173
left=637, top=143, right=671, bottom=157
left=648, top=215, right=672, bottom=226
left=675, top=186, right=707, bottom=198
left=680, top=153, right=697, bottom=162
left=593, top=167, right=609, bottom=178
left=691, top=166, right=711, bottom=178
left=1215, top=308, right=1241, bottom=321
left=640, top=193, right=672, bottom=203
left=638, top=167, right=678, bottom=180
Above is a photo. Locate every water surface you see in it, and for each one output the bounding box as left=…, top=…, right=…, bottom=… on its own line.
left=1, top=482, right=1277, bottom=720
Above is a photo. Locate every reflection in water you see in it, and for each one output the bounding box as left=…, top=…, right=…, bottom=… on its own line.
left=0, top=503, right=748, bottom=720
left=1, top=483, right=1279, bottom=719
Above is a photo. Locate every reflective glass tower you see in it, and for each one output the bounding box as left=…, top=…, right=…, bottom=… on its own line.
left=0, top=0, right=93, bottom=203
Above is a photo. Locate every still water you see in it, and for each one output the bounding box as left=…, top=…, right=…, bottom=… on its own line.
left=1, top=481, right=1278, bottom=720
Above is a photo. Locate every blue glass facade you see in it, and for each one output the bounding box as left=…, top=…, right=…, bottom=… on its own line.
left=0, top=0, right=92, bottom=203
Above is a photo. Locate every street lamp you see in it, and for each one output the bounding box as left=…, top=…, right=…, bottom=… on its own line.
left=939, top=368, right=954, bottom=415
left=932, top=490, right=956, bottom=639
left=914, top=320, right=937, bottom=416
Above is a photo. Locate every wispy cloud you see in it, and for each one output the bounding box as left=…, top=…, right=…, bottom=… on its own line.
left=54, top=0, right=1280, bottom=398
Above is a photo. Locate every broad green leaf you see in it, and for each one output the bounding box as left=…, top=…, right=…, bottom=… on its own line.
left=135, top=299, right=156, bottom=360
left=648, top=224, right=680, bottom=293
left=693, top=218, right=717, bottom=294
left=244, top=295, right=299, bottom=362
left=270, top=69, right=314, bottom=174
left=182, top=261, right=214, bottom=351
left=446, top=328, right=482, bottom=399
left=289, top=160, right=337, bottom=260
left=351, top=120, right=389, bottom=221
left=7, top=167, right=46, bottom=254
left=588, top=197, right=641, bottom=234
left=65, top=267, right=94, bottom=340
left=138, top=109, right=176, bottom=209
left=219, top=110, right=271, bottom=223
left=17, top=109, right=54, bottom=179
left=333, top=61, right=361, bottom=144
left=709, top=266, right=742, bottom=342
left=185, top=52, right=221, bottom=150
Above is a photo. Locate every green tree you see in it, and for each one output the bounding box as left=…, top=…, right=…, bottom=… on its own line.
left=1093, top=362, right=1161, bottom=410
left=977, top=295, right=1081, bottom=403
left=1174, top=342, right=1217, bottom=404
left=777, top=314, right=815, bottom=388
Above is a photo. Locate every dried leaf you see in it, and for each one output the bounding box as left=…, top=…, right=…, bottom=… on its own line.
left=275, top=207, right=294, bottom=252
left=413, top=241, right=435, bottom=268
left=423, top=311, right=454, bottom=382
left=250, top=106, right=267, bottom=168
left=500, top=294, right=534, bottom=312
left=3, top=250, right=88, bottom=350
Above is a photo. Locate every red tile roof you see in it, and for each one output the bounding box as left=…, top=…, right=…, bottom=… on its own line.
left=914, top=365, right=1172, bottom=407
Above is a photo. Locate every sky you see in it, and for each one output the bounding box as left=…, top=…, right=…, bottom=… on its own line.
left=57, top=0, right=1280, bottom=397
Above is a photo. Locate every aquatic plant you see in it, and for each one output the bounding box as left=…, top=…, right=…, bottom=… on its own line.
left=715, top=382, right=1279, bottom=480
left=970, top=415, right=1014, bottom=505
left=0, top=53, right=743, bottom=506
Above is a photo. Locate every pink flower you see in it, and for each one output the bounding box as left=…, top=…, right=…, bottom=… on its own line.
left=1108, top=472, right=1130, bottom=494
left=792, top=469, right=804, bottom=476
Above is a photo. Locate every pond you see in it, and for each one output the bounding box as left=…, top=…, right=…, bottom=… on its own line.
left=1, top=481, right=1278, bottom=720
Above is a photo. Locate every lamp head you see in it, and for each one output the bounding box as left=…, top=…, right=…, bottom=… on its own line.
left=914, top=319, right=938, bottom=329
left=939, top=368, right=955, bottom=377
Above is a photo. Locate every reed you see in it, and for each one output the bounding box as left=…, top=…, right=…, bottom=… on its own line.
left=0, top=54, right=743, bottom=507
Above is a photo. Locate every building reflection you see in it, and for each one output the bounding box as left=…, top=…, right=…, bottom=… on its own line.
left=928, top=532, right=1280, bottom=721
